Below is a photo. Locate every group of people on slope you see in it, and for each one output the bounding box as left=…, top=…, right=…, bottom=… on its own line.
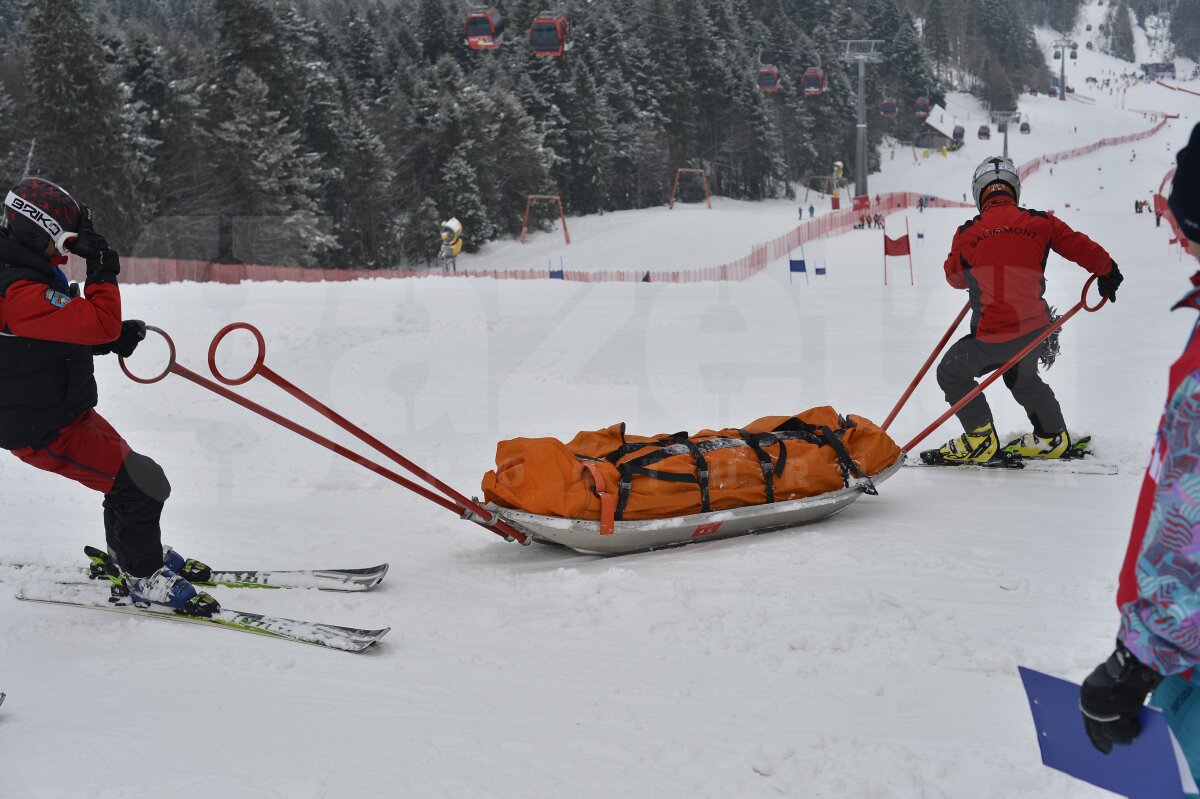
left=4, top=115, right=1200, bottom=787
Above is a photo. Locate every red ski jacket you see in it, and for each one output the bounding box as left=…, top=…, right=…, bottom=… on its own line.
left=943, top=196, right=1114, bottom=342
left=0, top=239, right=121, bottom=449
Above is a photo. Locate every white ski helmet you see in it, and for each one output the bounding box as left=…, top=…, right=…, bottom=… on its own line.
left=971, top=156, right=1020, bottom=209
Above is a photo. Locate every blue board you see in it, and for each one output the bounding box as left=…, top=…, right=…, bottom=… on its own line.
left=1019, top=666, right=1187, bottom=798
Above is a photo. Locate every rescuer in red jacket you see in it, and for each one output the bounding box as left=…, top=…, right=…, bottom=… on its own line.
left=921, top=156, right=1123, bottom=465
left=1, top=177, right=217, bottom=616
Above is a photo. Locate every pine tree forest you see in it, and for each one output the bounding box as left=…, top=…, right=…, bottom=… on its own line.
left=0, top=0, right=1075, bottom=269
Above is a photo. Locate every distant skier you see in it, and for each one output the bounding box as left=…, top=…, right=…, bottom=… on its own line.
left=808, top=204, right=815, bottom=218
left=0, top=178, right=217, bottom=616
left=1079, top=123, right=1200, bottom=776
left=921, top=157, right=1121, bottom=465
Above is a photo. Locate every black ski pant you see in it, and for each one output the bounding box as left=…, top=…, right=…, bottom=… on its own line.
left=935, top=328, right=1066, bottom=437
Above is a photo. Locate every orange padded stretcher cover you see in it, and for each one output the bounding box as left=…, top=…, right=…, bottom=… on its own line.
left=482, top=406, right=900, bottom=524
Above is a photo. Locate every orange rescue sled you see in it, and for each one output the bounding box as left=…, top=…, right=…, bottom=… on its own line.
left=483, top=406, right=902, bottom=553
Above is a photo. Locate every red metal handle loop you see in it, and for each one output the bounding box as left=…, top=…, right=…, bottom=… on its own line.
left=119, top=325, right=176, bottom=385
left=1081, top=273, right=1107, bottom=313
left=208, top=322, right=267, bottom=386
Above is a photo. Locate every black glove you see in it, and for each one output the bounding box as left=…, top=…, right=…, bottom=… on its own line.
left=77, top=203, right=95, bottom=234
left=93, top=320, right=146, bottom=358
left=1097, top=261, right=1123, bottom=303
left=1080, top=640, right=1163, bottom=754
left=69, top=230, right=120, bottom=284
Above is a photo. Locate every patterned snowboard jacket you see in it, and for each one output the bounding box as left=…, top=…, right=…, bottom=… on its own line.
left=1119, top=275, right=1200, bottom=674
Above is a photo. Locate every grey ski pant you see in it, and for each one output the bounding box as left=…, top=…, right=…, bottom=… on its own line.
left=935, top=328, right=1066, bottom=436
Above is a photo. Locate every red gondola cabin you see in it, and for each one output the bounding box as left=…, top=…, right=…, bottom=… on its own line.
left=529, top=14, right=571, bottom=56
left=757, top=66, right=781, bottom=93
left=801, top=68, right=825, bottom=96
left=952, top=124, right=965, bottom=142
left=913, top=97, right=931, bottom=117
left=464, top=8, right=505, bottom=49
left=978, top=124, right=991, bottom=140
left=881, top=97, right=898, bottom=118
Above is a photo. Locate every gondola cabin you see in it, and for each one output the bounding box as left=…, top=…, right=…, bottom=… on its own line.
left=1086, top=23, right=1093, bottom=30
left=801, top=68, right=826, bottom=96
left=913, top=97, right=931, bottom=118
left=881, top=97, right=898, bottom=118
left=1070, top=49, right=1078, bottom=59
left=757, top=66, right=781, bottom=93
left=529, top=14, right=571, bottom=56
left=978, top=124, right=991, bottom=140
left=464, top=8, right=504, bottom=49
left=997, top=120, right=1008, bottom=134
left=1020, top=121, right=1031, bottom=133
left=1054, top=50, right=1062, bottom=59
left=1086, top=41, right=1094, bottom=50
left=952, top=124, right=965, bottom=142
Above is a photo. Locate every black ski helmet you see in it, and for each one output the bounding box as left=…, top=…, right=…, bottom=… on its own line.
left=2, top=177, right=83, bottom=256
left=971, top=156, right=1021, bottom=209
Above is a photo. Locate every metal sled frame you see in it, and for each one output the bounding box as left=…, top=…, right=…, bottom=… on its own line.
left=495, top=455, right=904, bottom=555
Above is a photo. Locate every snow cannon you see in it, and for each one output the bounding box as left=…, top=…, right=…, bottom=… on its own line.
left=439, top=217, right=463, bottom=266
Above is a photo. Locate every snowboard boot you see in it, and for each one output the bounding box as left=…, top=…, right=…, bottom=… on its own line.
left=124, top=566, right=220, bottom=617
left=1003, top=430, right=1072, bottom=459
left=87, top=545, right=212, bottom=587
left=920, top=421, right=1002, bottom=465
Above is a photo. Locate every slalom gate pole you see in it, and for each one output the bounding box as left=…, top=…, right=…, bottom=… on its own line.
left=881, top=300, right=970, bottom=432
left=900, top=276, right=1104, bottom=454
left=906, top=217, right=914, bottom=286
left=121, top=324, right=528, bottom=544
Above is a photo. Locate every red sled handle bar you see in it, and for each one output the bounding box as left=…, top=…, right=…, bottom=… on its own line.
left=900, top=275, right=1106, bottom=454
left=120, top=322, right=528, bottom=545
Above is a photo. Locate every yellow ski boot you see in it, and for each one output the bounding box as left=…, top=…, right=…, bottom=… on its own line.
left=1003, top=430, right=1072, bottom=459
left=920, top=422, right=1001, bottom=465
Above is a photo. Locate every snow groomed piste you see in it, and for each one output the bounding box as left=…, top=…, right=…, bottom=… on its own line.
left=117, top=322, right=908, bottom=555
left=111, top=278, right=1107, bottom=559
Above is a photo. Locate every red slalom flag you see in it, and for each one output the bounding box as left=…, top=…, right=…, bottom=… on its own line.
left=884, top=234, right=911, bottom=256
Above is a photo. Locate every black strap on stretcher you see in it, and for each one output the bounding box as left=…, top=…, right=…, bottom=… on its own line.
left=592, top=418, right=876, bottom=522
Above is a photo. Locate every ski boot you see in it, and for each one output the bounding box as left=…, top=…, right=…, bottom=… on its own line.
left=1003, top=430, right=1071, bottom=459
left=1004, top=432, right=1092, bottom=459
left=919, top=421, right=1008, bottom=466
left=124, top=566, right=220, bottom=617
left=87, top=545, right=212, bottom=588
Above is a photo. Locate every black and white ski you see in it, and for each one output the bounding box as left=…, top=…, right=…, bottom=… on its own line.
left=905, top=455, right=1118, bottom=475
left=16, top=583, right=390, bottom=653
left=2, top=557, right=389, bottom=592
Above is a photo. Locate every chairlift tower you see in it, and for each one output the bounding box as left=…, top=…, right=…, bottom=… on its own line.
left=840, top=40, right=884, bottom=199
left=989, top=111, right=1021, bottom=158
left=1053, top=38, right=1074, bottom=101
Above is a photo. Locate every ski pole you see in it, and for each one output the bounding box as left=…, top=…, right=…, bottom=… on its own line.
left=120, top=326, right=527, bottom=544
left=881, top=300, right=970, bottom=431
left=901, top=275, right=1105, bottom=454
left=205, top=323, right=524, bottom=541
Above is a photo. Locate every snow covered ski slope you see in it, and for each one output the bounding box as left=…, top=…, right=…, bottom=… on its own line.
left=2, top=41, right=1200, bottom=799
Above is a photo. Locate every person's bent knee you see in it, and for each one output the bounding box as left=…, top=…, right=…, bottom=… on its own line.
left=115, top=452, right=171, bottom=503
